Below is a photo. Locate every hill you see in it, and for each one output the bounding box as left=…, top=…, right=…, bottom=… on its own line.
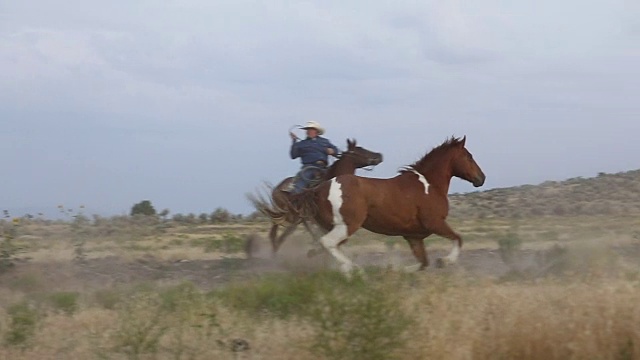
left=449, top=169, right=640, bottom=219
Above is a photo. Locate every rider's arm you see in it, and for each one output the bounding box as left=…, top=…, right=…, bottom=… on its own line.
left=326, top=140, right=339, bottom=157
left=290, top=140, right=301, bottom=159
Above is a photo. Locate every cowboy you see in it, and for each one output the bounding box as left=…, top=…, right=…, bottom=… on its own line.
left=285, top=121, right=339, bottom=193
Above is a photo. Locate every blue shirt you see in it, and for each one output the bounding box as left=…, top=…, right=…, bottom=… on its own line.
left=290, top=136, right=339, bottom=166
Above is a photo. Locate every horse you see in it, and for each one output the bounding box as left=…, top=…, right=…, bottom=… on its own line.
left=249, top=139, right=383, bottom=256
left=260, top=136, right=485, bottom=274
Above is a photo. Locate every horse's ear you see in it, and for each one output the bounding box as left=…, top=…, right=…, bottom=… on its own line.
left=460, top=136, right=466, bottom=147
left=346, top=139, right=355, bottom=149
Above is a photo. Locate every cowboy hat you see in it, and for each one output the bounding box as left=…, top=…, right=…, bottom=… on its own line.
left=300, top=121, right=325, bottom=135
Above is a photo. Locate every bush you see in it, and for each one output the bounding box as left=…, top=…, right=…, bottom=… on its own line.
left=212, top=271, right=367, bottom=319
left=196, top=234, right=245, bottom=254
left=94, top=289, right=123, bottom=310
left=210, top=208, right=231, bottom=224
left=309, top=283, right=411, bottom=360
left=497, top=232, right=522, bottom=265
left=213, top=270, right=412, bottom=359
left=48, top=291, right=80, bottom=315
left=130, top=200, right=157, bottom=216
left=5, top=301, right=40, bottom=347
left=112, top=283, right=223, bottom=359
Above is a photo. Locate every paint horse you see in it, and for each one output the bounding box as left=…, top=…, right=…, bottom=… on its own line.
left=268, top=136, right=485, bottom=274
left=249, top=139, right=383, bottom=255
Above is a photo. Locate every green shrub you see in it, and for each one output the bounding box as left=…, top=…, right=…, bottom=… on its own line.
left=48, top=291, right=80, bottom=315
left=5, top=301, right=40, bottom=347
left=309, top=284, right=412, bottom=360
left=213, top=270, right=412, bottom=358
left=212, top=271, right=367, bottom=319
left=195, top=234, right=246, bottom=254
left=0, top=221, right=20, bottom=273
left=94, top=289, right=123, bottom=310
left=113, top=290, right=168, bottom=359
left=498, top=232, right=522, bottom=265
left=113, top=283, right=222, bottom=360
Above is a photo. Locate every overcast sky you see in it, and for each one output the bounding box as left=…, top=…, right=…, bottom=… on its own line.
left=1, top=0, right=639, bottom=217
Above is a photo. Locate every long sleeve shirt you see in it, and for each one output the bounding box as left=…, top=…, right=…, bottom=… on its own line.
left=290, top=136, right=339, bottom=166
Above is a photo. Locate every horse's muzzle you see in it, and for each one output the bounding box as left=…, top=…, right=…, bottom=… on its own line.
left=369, top=153, right=383, bottom=166
left=473, top=174, right=486, bottom=187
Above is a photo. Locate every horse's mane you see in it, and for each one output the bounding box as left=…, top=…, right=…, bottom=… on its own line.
left=400, top=136, right=464, bottom=173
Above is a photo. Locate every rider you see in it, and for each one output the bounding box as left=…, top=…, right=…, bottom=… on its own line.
left=285, top=121, right=339, bottom=193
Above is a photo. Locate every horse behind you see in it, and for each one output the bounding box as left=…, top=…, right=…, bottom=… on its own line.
left=249, top=139, right=383, bottom=255
left=290, top=136, right=486, bottom=274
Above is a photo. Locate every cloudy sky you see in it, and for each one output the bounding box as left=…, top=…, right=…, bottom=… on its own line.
left=1, top=0, right=639, bottom=217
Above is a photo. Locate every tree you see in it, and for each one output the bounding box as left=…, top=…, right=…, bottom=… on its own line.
left=158, top=209, right=170, bottom=220
left=130, top=200, right=157, bottom=216
left=210, top=208, right=231, bottom=223
left=198, top=213, right=209, bottom=223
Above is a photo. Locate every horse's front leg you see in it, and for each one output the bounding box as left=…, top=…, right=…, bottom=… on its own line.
left=426, top=220, right=463, bottom=268
left=403, top=236, right=430, bottom=272
left=302, top=219, right=327, bottom=258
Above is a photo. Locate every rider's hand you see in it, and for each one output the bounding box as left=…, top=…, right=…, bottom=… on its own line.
left=289, top=132, right=298, bottom=141
left=326, top=148, right=335, bottom=155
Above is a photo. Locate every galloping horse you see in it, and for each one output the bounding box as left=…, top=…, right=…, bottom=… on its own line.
left=264, top=136, right=485, bottom=274
left=250, top=139, right=383, bottom=255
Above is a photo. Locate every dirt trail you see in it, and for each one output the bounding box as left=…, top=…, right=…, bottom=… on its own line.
left=3, top=236, right=638, bottom=293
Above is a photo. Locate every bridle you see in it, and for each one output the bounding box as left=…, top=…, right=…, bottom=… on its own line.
left=334, top=149, right=377, bottom=172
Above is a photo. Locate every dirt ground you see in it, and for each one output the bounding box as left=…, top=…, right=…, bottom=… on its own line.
left=4, top=233, right=639, bottom=293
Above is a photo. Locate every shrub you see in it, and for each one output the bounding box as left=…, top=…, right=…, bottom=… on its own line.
left=94, top=289, right=123, bottom=310
left=212, top=271, right=366, bottom=319
left=48, top=291, right=80, bottom=315
left=5, top=301, right=40, bottom=347
left=497, top=232, right=522, bottom=265
left=210, top=208, right=231, bottom=224
left=197, top=234, right=245, bottom=254
left=113, top=290, right=168, bottom=358
left=308, top=281, right=412, bottom=360
left=112, top=283, right=223, bottom=359
left=213, top=270, right=413, bottom=359
left=130, top=200, right=156, bottom=216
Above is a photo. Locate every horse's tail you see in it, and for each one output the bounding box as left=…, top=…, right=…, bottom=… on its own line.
left=246, top=183, right=317, bottom=226
left=246, top=183, right=296, bottom=226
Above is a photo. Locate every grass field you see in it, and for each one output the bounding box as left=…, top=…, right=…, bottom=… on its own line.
left=1, top=214, right=639, bottom=359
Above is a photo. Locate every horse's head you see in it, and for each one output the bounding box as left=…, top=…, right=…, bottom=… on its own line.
left=342, top=139, right=383, bottom=168
left=449, top=136, right=485, bottom=187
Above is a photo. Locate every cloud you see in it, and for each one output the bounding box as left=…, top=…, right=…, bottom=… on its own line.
left=1, top=0, right=639, bottom=214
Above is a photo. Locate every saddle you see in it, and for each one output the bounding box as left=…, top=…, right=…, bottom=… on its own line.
left=283, top=165, right=327, bottom=192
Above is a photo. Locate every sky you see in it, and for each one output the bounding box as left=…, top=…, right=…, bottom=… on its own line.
left=1, top=0, right=639, bottom=217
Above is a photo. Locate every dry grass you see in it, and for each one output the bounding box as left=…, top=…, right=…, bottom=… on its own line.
left=0, top=272, right=638, bottom=359
left=401, top=275, right=640, bottom=360
left=1, top=212, right=640, bottom=359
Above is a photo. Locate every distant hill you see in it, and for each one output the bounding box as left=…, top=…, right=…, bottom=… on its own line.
left=449, top=169, right=640, bottom=219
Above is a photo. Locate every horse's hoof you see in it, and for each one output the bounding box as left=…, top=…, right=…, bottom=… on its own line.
left=436, top=258, right=447, bottom=268
left=404, top=264, right=422, bottom=273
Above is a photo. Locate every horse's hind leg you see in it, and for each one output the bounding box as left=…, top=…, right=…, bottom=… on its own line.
left=270, top=223, right=298, bottom=255
left=403, top=236, right=429, bottom=272
left=302, top=220, right=327, bottom=258
left=269, top=224, right=279, bottom=255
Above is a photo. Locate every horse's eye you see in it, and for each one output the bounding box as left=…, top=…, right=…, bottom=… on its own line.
left=468, top=154, right=473, bottom=160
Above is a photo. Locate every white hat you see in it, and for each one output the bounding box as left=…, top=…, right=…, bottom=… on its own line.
left=300, top=121, right=325, bottom=135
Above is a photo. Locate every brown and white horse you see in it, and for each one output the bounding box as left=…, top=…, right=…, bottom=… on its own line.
left=275, top=136, right=485, bottom=274
left=249, top=139, right=383, bottom=255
